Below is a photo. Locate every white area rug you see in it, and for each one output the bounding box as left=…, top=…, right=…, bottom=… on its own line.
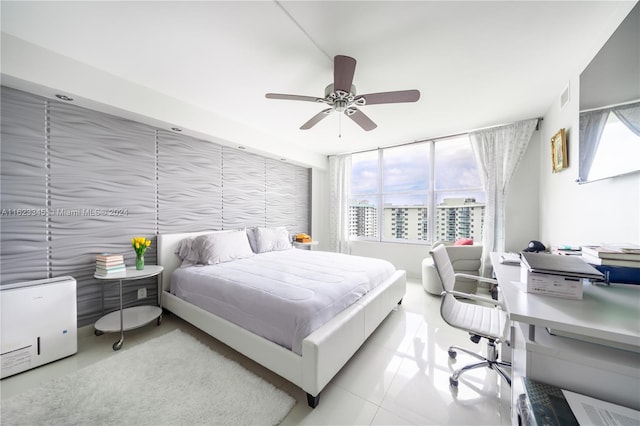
left=1, top=329, right=295, bottom=425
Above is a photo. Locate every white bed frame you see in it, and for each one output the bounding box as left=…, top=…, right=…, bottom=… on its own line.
left=157, top=231, right=406, bottom=407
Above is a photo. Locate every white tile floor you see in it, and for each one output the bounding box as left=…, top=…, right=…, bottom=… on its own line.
left=1, top=279, right=511, bottom=425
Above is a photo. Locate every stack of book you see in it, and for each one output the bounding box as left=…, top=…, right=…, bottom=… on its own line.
left=520, top=252, right=604, bottom=299
left=95, top=253, right=125, bottom=277
left=518, top=377, right=640, bottom=426
left=581, top=245, right=640, bottom=284
left=518, top=377, right=579, bottom=426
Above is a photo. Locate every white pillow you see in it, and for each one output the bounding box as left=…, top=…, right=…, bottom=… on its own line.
left=255, top=226, right=292, bottom=253
left=193, top=230, right=254, bottom=264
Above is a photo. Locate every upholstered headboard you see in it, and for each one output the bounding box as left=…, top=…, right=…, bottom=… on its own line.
left=157, top=230, right=219, bottom=292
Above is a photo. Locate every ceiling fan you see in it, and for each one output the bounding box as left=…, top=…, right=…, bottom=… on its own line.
left=266, top=55, right=420, bottom=132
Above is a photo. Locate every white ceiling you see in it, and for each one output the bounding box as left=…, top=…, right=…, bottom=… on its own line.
left=1, top=1, right=636, bottom=161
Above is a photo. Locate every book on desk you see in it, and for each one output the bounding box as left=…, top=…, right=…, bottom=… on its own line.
left=577, top=244, right=640, bottom=285
left=592, top=264, right=640, bottom=285
left=520, top=252, right=604, bottom=299
left=582, top=244, right=640, bottom=260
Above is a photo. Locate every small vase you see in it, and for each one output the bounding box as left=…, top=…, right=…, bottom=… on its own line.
left=136, top=252, right=144, bottom=270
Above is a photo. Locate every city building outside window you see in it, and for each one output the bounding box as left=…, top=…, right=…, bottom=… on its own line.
left=349, top=135, right=485, bottom=244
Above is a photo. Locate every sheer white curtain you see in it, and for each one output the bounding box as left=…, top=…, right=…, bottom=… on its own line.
left=470, top=119, right=538, bottom=276
left=329, top=154, right=352, bottom=254
left=613, top=102, right=640, bottom=136
left=579, top=110, right=609, bottom=182
left=579, top=102, right=640, bottom=182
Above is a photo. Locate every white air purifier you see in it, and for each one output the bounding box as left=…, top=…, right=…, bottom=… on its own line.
left=1, top=276, right=78, bottom=379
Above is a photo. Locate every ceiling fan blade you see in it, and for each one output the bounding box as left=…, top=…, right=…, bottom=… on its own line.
left=346, top=107, right=377, bottom=131
left=356, top=89, right=421, bottom=105
left=266, top=93, right=322, bottom=103
left=300, top=108, right=333, bottom=130
left=334, top=55, right=357, bottom=93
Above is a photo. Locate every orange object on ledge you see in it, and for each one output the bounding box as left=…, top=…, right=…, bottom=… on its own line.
left=295, top=233, right=312, bottom=243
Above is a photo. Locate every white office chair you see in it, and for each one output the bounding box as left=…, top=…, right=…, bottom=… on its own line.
left=429, top=244, right=511, bottom=387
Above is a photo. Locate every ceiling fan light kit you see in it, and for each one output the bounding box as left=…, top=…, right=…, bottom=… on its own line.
left=266, top=55, right=420, bottom=133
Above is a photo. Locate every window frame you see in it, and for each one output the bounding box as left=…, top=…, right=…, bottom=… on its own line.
left=349, top=136, right=484, bottom=245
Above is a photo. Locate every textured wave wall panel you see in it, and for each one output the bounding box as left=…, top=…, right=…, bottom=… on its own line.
left=266, top=159, right=296, bottom=229
left=0, top=88, right=49, bottom=283
left=222, top=147, right=267, bottom=229
left=158, top=130, right=222, bottom=233
left=1, top=86, right=311, bottom=327
left=295, top=167, right=311, bottom=234
left=48, top=101, right=157, bottom=324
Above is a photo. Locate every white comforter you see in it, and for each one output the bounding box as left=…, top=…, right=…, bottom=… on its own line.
left=170, top=249, right=396, bottom=354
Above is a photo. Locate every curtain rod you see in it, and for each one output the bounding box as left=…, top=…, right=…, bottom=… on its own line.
left=330, top=116, right=543, bottom=157
left=580, top=98, right=640, bottom=114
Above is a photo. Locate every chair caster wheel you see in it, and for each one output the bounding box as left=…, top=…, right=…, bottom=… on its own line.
left=448, top=350, right=457, bottom=359
left=94, top=329, right=104, bottom=336
left=449, top=377, right=459, bottom=387
left=157, top=314, right=163, bottom=326
left=113, top=340, right=123, bottom=351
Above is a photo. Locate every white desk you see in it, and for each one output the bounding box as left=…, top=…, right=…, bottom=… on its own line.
left=491, top=252, right=640, bottom=351
left=490, top=253, right=640, bottom=423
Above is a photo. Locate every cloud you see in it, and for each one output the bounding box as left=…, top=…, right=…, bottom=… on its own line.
left=351, top=137, right=483, bottom=204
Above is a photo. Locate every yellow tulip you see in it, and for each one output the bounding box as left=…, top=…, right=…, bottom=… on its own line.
left=131, top=238, right=135, bottom=245
left=135, top=242, right=139, bottom=249
left=145, top=240, right=151, bottom=247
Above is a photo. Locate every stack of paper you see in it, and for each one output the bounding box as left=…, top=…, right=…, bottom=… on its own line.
left=520, top=252, right=604, bottom=299
left=500, top=252, right=521, bottom=265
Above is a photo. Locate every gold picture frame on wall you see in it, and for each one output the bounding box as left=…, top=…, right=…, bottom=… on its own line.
left=551, top=128, right=567, bottom=173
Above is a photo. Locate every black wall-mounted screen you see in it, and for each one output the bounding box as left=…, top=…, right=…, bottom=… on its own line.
left=578, top=3, right=640, bottom=183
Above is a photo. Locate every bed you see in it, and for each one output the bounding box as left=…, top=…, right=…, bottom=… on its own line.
left=157, top=229, right=406, bottom=407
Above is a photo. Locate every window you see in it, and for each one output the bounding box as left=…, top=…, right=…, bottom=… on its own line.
left=349, top=135, right=485, bottom=244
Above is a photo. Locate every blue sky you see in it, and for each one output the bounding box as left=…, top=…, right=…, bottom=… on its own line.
left=351, top=135, right=485, bottom=204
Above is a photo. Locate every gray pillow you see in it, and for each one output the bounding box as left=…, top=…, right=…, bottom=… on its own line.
left=175, top=237, right=199, bottom=267
left=246, top=227, right=259, bottom=253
